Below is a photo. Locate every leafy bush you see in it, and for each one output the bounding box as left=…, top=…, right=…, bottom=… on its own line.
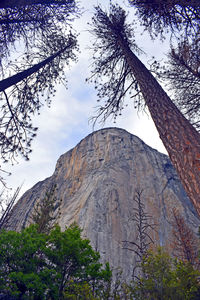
left=132, top=247, right=200, bottom=300
left=0, top=223, right=111, bottom=299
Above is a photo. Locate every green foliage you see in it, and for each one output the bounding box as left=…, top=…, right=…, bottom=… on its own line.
left=30, top=184, right=61, bottom=233
left=64, top=281, right=98, bottom=299
left=0, top=223, right=111, bottom=299
left=1, top=222, right=199, bottom=299
left=0, top=225, right=47, bottom=298
left=133, top=247, right=200, bottom=300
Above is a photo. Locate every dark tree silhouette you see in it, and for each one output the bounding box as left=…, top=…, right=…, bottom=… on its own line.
left=122, top=190, right=156, bottom=277
left=0, top=0, right=78, bottom=63
left=128, top=0, right=200, bottom=39
left=156, top=37, right=200, bottom=130
left=88, top=4, right=200, bottom=216
left=0, top=0, right=79, bottom=186
left=0, top=0, right=74, bottom=8
left=0, top=186, right=21, bottom=229
left=0, top=32, right=77, bottom=164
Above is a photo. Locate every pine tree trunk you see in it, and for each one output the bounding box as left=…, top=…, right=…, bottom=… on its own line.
left=0, top=42, right=73, bottom=92
left=117, top=36, right=200, bottom=217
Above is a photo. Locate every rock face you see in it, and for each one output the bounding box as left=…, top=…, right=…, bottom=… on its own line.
left=8, top=127, right=200, bottom=281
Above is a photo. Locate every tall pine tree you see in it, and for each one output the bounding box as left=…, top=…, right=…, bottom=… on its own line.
left=88, top=4, right=200, bottom=216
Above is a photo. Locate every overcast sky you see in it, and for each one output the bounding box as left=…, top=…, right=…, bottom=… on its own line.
left=3, top=0, right=170, bottom=196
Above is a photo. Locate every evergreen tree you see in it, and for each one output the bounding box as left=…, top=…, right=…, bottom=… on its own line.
left=0, top=0, right=79, bottom=62
left=0, top=32, right=77, bottom=165
left=0, top=0, right=79, bottom=184
left=133, top=247, right=200, bottom=300
left=88, top=4, right=200, bottom=216
left=0, top=223, right=112, bottom=299
left=156, top=36, right=200, bottom=130
left=30, top=184, right=62, bottom=234
left=128, top=0, right=200, bottom=39
left=128, top=0, right=200, bottom=131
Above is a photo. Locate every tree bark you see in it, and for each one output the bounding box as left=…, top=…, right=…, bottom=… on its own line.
left=0, top=41, right=73, bottom=92
left=0, top=0, right=73, bottom=9
left=117, top=35, right=200, bottom=217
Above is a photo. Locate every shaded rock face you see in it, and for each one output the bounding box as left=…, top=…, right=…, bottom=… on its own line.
left=8, top=128, right=200, bottom=281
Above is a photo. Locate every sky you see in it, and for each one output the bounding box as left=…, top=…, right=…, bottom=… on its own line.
left=2, top=0, right=170, bottom=197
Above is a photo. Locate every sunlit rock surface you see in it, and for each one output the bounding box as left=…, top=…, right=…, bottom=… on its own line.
left=8, top=128, right=200, bottom=281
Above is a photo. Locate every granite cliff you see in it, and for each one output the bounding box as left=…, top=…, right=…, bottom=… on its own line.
left=7, top=128, right=200, bottom=281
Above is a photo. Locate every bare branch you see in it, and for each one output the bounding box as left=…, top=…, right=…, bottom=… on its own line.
left=0, top=185, right=21, bottom=229
left=122, top=189, right=157, bottom=278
